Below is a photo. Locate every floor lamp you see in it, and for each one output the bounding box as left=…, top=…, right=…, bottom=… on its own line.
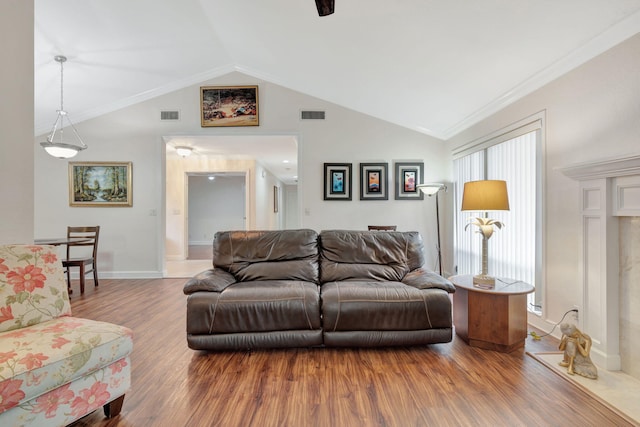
left=461, top=180, right=510, bottom=287
left=417, top=183, right=447, bottom=275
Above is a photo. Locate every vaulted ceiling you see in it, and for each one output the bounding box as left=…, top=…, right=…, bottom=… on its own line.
left=35, top=0, right=640, bottom=140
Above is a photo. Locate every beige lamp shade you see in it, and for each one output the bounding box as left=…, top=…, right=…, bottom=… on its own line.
left=461, top=180, right=510, bottom=211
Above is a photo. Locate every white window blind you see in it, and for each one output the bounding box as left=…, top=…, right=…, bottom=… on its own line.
left=486, top=132, right=536, bottom=287
left=453, top=151, right=484, bottom=277
left=454, top=129, right=539, bottom=310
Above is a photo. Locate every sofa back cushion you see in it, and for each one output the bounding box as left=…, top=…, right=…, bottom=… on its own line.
left=319, top=230, right=425, bottom=282
left=0, top=245, right=72, bottom=333
left=213, top=229, right=319, bottom=283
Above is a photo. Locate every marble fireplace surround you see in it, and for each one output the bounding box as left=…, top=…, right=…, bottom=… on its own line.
left=561, top=154, right=640, bottom=376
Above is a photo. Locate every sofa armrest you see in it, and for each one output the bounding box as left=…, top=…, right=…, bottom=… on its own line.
left=183, top=269, right=237, bottom=294
left=402, top=268, right=455, bottom=293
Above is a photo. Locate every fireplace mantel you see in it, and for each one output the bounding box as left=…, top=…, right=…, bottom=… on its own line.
left=559, top=154, right=640, bottom=371
left=559, top=154, right=640, bottom=181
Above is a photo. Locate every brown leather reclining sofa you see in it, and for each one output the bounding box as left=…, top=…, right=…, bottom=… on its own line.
left=183, top=229, right=455, bottom=350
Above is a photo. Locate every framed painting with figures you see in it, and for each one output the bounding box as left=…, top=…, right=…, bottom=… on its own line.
left=200, top=85, right=259, bottom=127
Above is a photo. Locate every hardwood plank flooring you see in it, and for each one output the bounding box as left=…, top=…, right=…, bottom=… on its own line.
left=68, top=279, right=632, bottom=427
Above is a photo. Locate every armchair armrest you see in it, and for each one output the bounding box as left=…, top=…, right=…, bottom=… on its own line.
left=402, top=268, right=455, bottom=293
left=183, top=269, right=237, bottom=294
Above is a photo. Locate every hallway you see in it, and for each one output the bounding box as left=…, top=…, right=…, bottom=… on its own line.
left=165, top=245, right=211, bottom=278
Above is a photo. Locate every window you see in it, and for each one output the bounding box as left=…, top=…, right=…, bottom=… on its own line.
left=452, top=113, right=544, bottom=313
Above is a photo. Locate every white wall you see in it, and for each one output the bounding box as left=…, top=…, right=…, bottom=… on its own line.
left=297, top=97, right=452, bottom=273
left=187, top=175, right=246, bottom=245
left=0, top=1, right=34, bottom=244
left=284, top=184, right=299, bottom=229
left=448, top=33, right=640, bottom=338
left=254, top=163, right=285, bottom=230
left=34, top=71, right=450, bottom=276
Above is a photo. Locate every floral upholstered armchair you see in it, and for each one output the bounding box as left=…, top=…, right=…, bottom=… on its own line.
left=0, top=245, right=133, bottom=426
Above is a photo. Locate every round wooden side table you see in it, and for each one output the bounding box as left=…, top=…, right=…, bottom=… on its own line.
left=449, top=274, right=534, bottom=353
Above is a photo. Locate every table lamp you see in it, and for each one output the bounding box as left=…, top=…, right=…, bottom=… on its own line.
left=461, top=180, right=510, bottom=287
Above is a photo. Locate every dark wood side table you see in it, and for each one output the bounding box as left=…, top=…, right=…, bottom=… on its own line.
left=449, top=274, right=534, bottom=353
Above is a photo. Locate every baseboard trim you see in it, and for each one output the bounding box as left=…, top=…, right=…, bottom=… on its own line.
left=68, top=271, right=163, bottom=280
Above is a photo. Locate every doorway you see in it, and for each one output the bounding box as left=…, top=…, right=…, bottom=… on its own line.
left=163, top=134, right=299, bottom=278
left=187, top=173, right=246, bottom=260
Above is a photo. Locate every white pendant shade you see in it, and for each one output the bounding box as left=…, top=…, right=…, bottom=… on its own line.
left=40, top=142, right=82, bottom=159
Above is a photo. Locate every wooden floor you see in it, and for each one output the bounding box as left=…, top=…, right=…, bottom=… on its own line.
left=68, top=278, right=632, bottom=427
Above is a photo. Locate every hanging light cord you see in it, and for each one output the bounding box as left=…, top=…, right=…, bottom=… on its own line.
left=59, top=56, right=64, bottom=112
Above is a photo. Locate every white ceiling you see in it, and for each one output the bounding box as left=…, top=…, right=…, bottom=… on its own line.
left=34, top=0, right=640, bottom=182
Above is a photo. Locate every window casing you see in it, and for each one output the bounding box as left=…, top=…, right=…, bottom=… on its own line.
left=452, top=114, right=544, bottom=312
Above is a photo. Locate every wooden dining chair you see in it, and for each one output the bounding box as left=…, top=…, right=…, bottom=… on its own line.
left=367, top=225, right=397, bottom=231
left=63, top=226, right=100, bottom=294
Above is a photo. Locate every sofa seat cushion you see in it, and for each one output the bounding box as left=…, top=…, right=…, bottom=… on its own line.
left=187, top=280, right=321, bottom=334
left=321, top=281, right=452, bottom=332
left=0, top=316, right=133, bottom=413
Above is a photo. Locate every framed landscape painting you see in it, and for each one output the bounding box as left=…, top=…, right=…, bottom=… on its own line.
left=360, top=162, right=388, bottom=200
left=324, top=163, right=352, bottom=200
left=69, top=162, right=133, bottom=207
left=394, top=161, right=424, bottom=200
left=200, top=85, right=259, bottom=127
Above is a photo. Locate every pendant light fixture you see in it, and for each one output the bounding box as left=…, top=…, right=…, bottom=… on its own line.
left=40, top=55, right=87, bottom=159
